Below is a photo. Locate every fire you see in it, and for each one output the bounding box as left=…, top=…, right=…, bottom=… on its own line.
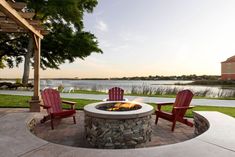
left=107, top=102, right=140, bottom=111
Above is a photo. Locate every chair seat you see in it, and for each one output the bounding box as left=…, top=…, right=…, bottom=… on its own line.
left=155, top=90, right=194, bottom=131
left=41, top=88, right=77, bottom=129
left=156, top=110, right=174, bottom=121
left=52, top=109, right=76, bottom=118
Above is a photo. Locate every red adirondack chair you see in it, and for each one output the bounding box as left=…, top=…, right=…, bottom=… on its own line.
left=41, top=88, right=76, bottom=129
left=105, top=87, right=128, bottom=101
left=155, top=89, right=194, bottom=131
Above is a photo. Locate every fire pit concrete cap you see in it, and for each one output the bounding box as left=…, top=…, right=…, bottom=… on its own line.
left=84, top=101, right=154, bottom=119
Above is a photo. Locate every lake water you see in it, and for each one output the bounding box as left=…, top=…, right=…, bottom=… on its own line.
left=39, top=79, right=235, bottom=98
left=1, top=79, right=234, bottom=97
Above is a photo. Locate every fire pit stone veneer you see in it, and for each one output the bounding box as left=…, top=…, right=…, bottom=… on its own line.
left=84, top=101, right=154, bottom=149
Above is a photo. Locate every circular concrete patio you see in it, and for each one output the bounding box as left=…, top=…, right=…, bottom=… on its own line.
left=33, top=111, right=195, bottom=148
left=1, top=108, right=235, bottom=157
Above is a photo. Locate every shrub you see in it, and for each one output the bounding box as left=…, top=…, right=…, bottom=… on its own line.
left=15, top=79, right=22, bottom=84
left=58, top=84, right=64, bottom=92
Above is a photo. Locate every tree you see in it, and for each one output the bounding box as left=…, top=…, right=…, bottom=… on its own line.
left=0, top=33, right=28, bottom=69
left=40, top=18, right=102, bottom=70
left=0, top=0, right=102, bottom=84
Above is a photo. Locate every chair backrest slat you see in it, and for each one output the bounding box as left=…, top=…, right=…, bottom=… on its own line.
left=173, top=89, right=194, bottom=118
left=41, top=88, right=62, bottom=114
left=108, top=87, right=124, bottom=101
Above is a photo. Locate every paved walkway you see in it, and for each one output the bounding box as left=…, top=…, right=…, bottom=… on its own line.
left=1, top=109, right=235, bottom=157
left=1, top=90, right=235, bottom=107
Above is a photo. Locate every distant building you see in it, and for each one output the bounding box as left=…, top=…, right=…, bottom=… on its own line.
left=221, top=55, right=235, bottom=80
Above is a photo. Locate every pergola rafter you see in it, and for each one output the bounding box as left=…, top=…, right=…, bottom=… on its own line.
left=0, top=0, right=45, bottom=112
left=7, top=1, right=26, bottom=10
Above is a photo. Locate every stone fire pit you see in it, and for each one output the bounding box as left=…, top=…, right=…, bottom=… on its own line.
left=84, top=101, right=154, bottom=149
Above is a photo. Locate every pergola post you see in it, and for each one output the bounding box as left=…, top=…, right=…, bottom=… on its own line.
left=29, top=34, right=41, bottom=112
left=0, top=0, right=44, bottom=112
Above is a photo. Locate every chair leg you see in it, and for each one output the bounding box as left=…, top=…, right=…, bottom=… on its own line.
left=171, top=120, right=176, bottom=132
left=51, top=119, right=54, bottom=130
left=155, top=114, right=159, bottom=125
left=73, top=116, right=76, bottom=124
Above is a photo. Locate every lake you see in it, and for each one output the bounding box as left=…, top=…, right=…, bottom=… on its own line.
left=39, top=79, right=235, bottom=98
left=1, top=79, right=234, bottom=98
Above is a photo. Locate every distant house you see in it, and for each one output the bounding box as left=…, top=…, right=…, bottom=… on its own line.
left=221, top=55, right=235, bottom=80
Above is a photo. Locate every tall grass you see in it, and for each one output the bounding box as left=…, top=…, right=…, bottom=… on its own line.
left=130, top=85, right=180, bottom=96
left=163, top=87, right=179, bottom=95
left=194, top=89, right=211, bottom=97
left=131, top=85, right=139, bottom=94
left=129, top=84, right=235, bottom=98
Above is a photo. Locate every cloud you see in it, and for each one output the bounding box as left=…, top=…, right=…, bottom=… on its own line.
left=111, top=44, right=129, bottom=52
left=100, top=39, right=111, bottom=48
left=119, top=32, right=147, bottom=43
left=96, top=20, right=108, bottom=32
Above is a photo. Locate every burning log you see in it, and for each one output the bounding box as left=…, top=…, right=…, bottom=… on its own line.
left=98, top=102, right=141, bottom=111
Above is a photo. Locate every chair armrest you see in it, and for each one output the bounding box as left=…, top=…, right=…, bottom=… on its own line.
left=173, top=106, right=194, bottom=110
left=40, top=104, right=51, bottom=109
left=156, top=102, right=174, bottom=110
left=62, top=100, right=76, bottom=109
left=62, top=100, right=76, bottom=105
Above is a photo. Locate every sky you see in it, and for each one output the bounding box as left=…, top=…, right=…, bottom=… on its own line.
left=1, top=0, right=235, bottom=78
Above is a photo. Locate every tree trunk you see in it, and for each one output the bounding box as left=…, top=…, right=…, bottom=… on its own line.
left=22, top=37, right=34, bottom=85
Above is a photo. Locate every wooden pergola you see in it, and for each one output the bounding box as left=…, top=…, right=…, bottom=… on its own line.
left=0, top=0, right=44, bottom=112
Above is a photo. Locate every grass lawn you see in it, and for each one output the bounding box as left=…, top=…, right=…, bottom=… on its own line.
left=0, top=94, right=235, bottom=118
left=0, top=94, right=99, bottom=110
left=149, top=103, right=235, bottom=118
left=73, top=90, right=106, bottom=95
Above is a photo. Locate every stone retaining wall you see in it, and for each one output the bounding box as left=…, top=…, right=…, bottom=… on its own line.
left=85, top=115, right=152, bottom=149
left=194, top=112, right=210, bottom=135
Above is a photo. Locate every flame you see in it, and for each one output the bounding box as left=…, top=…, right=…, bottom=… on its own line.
left=107, top=102, right=139, bottom=111
left=114, top=103, right=135, bottom=109
left=105, top=98, right=143, bottom=111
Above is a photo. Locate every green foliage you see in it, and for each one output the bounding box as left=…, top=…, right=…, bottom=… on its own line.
left=15, top=79, right=22, bottom=84
left=0, top=33, right=29, bottom=68
left=58, top=84, right=64, bottom=92
left=40, top=24, right=102, bottom=69
left=110, top=74, right=220, bottom=81
left=0, top=82, right=33, bottom=89
left=0, top=0, right=102, bottom=70
left=27, top=0, right=102, bottom=69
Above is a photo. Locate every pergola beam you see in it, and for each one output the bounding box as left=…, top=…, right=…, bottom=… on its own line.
left=0, top=0, right=43, bottom=39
